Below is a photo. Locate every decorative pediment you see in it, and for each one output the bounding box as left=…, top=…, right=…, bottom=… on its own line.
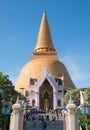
left=29, top=67, right=64, bottom=92
left=36, top=67, right=57, bottom=87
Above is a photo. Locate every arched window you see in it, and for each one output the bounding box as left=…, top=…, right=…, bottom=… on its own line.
left=32, top=99, right=35, bottom=106
left=25, top=90, right=29, bottom=97
left=57, top=99, right=61, bottom=106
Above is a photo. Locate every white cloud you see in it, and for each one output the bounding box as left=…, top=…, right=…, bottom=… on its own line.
left=62, top=55, right=90, bottom=87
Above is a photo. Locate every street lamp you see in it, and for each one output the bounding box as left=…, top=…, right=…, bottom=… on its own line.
left=19, top=87, right=25, bottom=104
left=19, top=87, right=25, bottom=98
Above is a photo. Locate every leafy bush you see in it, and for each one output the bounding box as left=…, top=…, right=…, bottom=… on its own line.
left=77, top=109, right=90, bottom=130
left=0, top=72, right=20, bottom=130
left=64, top=89, right=80, bottom=106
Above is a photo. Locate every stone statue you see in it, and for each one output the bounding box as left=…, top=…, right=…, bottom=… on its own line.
left=44, top=93, right=49, bottom=112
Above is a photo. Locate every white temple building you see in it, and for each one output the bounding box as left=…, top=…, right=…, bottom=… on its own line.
left=28, top=67, right=64, bottom=111
left=15, top=12, right=75, bottom=111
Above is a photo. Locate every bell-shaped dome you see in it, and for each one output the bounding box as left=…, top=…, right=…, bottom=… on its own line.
left=15, top=12, right=75, bottom=91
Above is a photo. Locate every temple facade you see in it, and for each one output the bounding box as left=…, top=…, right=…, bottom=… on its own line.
left=28, top=67, right=64, bottom=110
left=15, top=12, right=75, bottom=111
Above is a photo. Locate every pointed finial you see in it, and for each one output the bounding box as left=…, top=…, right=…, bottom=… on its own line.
left=16, top=96, right=20, bottom=104
left=69, top=95, right=73, bottom=104
left=43, top=10, right=47, bottom=18
left=33, top=12, right=56, bottom=54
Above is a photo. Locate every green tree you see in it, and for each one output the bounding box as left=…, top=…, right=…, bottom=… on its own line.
left=76, top=87, right=90, bottom=130
left=0, top=72, right=20, bottom=130
left=0, top=72, right=19, bottom=105
left=64, top=88, right=90, bottom=130
left=63, top=88, right=80, bottom=106
left=86, top=87, right=90, bottom=106
left=85, top=87, right=90, bottom=130
left=77, top=110, right=86, bottom=130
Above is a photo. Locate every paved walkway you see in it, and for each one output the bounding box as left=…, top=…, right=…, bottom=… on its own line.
left=26, top=119, right=63, bottom=130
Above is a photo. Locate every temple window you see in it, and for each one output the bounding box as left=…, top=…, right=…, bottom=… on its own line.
left=31, top=90, right=34, bottom=93
left=32, top=99, right=35, bottom=106
left=58, top=90, right=62, bottom=92
left=30, top=78, right=37, bottom=85
left=57, top=99, right=61, bottom=106
left=55, top=78, right=62, bottom=85
left=25, top=90, right=29, bottom=97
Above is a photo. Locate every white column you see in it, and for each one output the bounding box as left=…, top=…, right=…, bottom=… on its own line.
left=53, top=92, right=57, bottom=110
left=66, top=97, right=79, bottom=130
left=36, top=92, right=39, bottom=107
left=9, top=97, right=24, bottom=130
left=10, top=112, right=20, bottom=130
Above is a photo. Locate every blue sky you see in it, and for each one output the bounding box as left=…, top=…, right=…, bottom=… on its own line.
left=0, top=0, right=90, bottom=88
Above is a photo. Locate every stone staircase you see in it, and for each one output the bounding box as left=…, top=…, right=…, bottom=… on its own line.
left=26, top=120, right=63, bottom=130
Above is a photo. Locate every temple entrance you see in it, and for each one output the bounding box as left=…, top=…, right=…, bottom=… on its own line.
left=39, top=79, right=53, bottom=112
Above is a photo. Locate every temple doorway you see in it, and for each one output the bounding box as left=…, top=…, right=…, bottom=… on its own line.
left=39, top=79, right=53, bottom=112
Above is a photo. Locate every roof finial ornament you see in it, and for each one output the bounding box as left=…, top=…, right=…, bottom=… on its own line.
left=16, top=96, right=20, bottom=104
left=69, top=95, right=73, bottom=104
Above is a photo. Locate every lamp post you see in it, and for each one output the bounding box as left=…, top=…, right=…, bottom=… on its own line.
left=19, top=87, right=25, bottom=100
left=19, top=88, right=25, bottom=106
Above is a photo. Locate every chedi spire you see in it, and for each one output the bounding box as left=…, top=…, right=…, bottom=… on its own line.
left=33, top=12, right=56, bottom=54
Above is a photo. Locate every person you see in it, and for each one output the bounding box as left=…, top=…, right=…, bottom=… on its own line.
left=41, top=115, right=44, bottom=122
left=42, top=119, right=47, bottom=130
left=32, top=115, right=36, bottom=128
left=52, top=116, right=55, bottom=121
left=23, top=115, right=26, bottom=130
left=40, top=119, right=42, bottom=128
left=33, top=119, right=36, bottom=128
left=46, top=115, right=49, bottom=121
left=56, top=111, right=59, bottom=120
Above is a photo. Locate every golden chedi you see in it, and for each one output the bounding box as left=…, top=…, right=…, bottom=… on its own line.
left=15, top=12, right=75, bottom=91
